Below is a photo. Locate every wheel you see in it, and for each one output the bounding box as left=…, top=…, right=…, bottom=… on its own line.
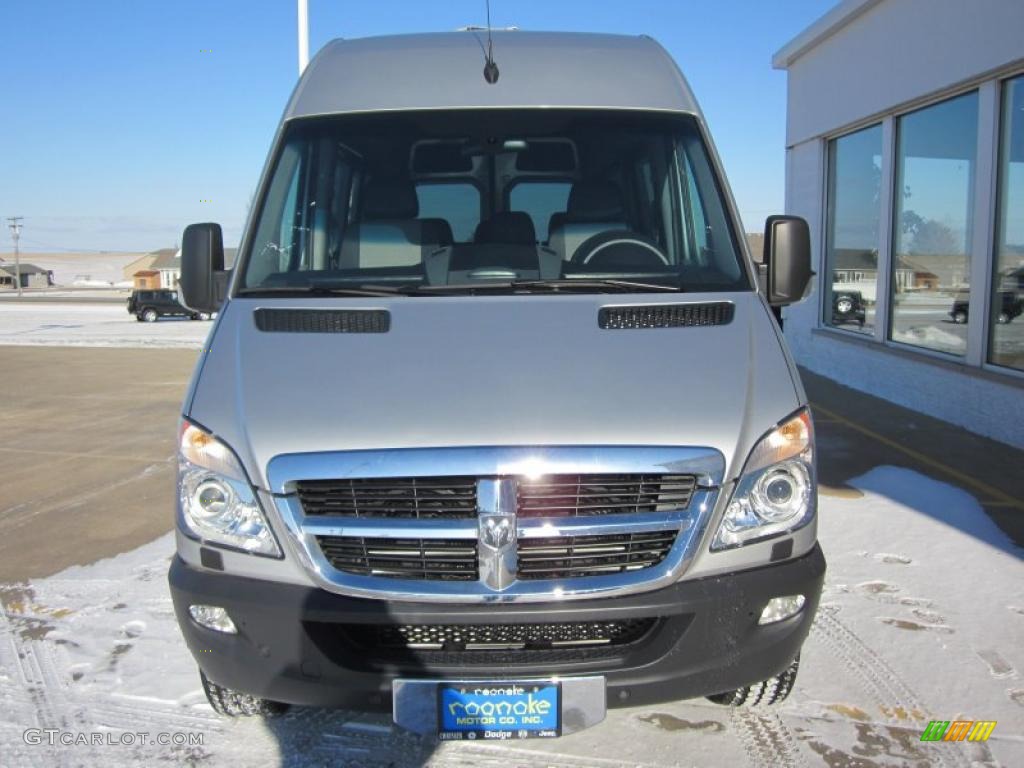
left=952, top=310, right=968, bottom=324
left=198, top=312, right=211, bottom=321
left=141, top=308, right=158, bottom=323
left=997, top=311, right=1010, bottom=324
left=200, top=670, right=289, bottom=718
left=835, top=298, right=853, bottom=315
left=706, top=655, right=800, bottom=707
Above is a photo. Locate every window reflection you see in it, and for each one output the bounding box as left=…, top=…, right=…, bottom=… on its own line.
left=890, top=92, right=978, bottom=355
left=825, top=125, right=881, bottom=333
left=989, top=76, right=1024, bottom=371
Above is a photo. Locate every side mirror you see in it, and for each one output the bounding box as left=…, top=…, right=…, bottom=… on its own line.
left=762, top=215, right=813, bottom=306
left=180, top=223, right=228, bottom=313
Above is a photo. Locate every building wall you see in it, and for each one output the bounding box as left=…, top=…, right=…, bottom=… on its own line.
left=133, top=273, right=161, bottom=290
left=780, top=0, right=1024, bottom=449
left=784, top=0, right=1024, bottom=146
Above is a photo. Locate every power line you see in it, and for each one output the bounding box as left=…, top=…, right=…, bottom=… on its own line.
left=6, top=217, right=23, bottom=297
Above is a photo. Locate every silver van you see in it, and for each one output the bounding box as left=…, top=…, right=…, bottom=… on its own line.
left=170, top=31, right=824, bottom=738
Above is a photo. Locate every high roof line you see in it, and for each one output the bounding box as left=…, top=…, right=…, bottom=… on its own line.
left=284, top=32, right=702, bottom=120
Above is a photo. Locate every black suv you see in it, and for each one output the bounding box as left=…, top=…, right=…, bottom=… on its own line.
left=949, top=291, right=1023, bottom=325
left=832, top=289, right=866, bottom=328
left=127, top=289, right=209, bottom=322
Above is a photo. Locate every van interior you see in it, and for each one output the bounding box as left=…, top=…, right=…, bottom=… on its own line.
left=241, top=110, right=748, bottom=293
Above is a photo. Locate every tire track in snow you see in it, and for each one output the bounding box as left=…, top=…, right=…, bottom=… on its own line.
left=811, top=607, right=986, bottom=768
left=731, top=709, right=806, bottom=768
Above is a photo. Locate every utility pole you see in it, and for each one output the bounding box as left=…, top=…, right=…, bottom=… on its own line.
left=6, top=217, right=22, bottom=297
left=297, top=0, right=309, bottom=75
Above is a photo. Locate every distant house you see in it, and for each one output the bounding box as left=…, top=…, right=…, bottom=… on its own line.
left=131, top=246, right=238, bottom=290
left=132, top=269, right=162, bottom=290
left=122, top=252, right=159, bottom=282
left=829, top=248, right=936, bottom=300
left=0, top=263, right=54, bottom=290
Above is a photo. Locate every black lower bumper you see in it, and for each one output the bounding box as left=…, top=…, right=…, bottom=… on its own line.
left=168, top=545, right=825, bottom=711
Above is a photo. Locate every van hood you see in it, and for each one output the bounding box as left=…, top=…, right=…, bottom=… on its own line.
left=187, top=293, right=801, bottom=490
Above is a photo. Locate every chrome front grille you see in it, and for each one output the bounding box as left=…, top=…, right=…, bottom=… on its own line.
left=517, top=474, right=696, bottom=517
left=297, top=477, right=477, bottom=518
left=271, top=446, right=724, bottom=603
left=318, top=530, right=676, bottom=581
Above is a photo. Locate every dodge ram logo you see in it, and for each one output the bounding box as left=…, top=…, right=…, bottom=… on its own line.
left=477, top=479, right=518, bottom=591
left=480, top=515, right=514, bottom=548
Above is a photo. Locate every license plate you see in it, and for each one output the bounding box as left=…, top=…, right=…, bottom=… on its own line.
left=437, top=681, right=561, bottom=740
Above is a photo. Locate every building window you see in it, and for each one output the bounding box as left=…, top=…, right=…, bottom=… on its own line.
left=989, top=75, right=1024, bottom=372
left=890, top=91, right=978, bottom=355
left=824, top=124, right=882, bottom=334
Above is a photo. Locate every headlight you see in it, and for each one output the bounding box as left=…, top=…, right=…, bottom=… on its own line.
left=712, top=409, right=815, bottom=550
left=178, top=420, right=281, bottom=557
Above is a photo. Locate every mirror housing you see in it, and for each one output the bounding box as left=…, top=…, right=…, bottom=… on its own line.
left=180, top=223, right=228, bottom=314
left=762, top=215, right=813, bottom=306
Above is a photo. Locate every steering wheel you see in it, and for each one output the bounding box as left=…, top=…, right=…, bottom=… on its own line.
left=569, top=230, right=670, bottom=269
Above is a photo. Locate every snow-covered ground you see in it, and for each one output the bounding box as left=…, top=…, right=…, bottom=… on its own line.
left=1, top=467, right=1021, bottom=767
left=0, top=301, right=209, bottom=348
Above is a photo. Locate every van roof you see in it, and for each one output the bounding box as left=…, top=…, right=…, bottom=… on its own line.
left=285, top=31, right=699, bottom=120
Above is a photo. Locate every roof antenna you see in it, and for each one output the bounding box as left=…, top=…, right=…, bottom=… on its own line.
left=482, top=0, right=499, bottom=84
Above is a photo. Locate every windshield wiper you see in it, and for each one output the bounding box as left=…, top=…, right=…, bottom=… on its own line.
left=236, top=284, right=410, bottom=298
left=238, top=279, right=684, bottom=298
left=511, top=279, right=684, bottom=293
left=398, top=279, right=684, bottom=295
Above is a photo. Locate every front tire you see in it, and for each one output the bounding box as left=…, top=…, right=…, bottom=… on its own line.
left=706, top=655, right=800, bottom=707
left=141, top=308, right=158, bottom=323
left=200, top=671, right=289, bottom=718
left=997, top=311, right=1011, bottom=324
left=952, top=310, right=968, bottom=324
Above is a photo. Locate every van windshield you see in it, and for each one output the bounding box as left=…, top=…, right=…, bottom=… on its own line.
left=238, top=110, right=750, bottom=295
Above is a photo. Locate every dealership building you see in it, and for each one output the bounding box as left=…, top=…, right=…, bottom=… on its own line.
left=774, top=0, right=1024, bottom=448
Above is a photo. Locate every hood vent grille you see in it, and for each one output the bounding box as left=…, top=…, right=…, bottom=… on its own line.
left=599, top=302, right=734, bottom=329
left=255, top=308, right=390, bottom=334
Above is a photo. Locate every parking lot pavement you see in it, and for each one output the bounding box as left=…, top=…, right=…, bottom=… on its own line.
left=0, top=345, right=199, bottom=581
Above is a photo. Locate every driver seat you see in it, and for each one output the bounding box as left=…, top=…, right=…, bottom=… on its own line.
left=548, top=180, right=627, bottom=261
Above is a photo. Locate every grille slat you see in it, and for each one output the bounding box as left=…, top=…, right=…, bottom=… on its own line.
left=298, top=477, right=478, bottom=518
left=317, top=536, right=478, bottom=580
left=517, top=474, right=695, bottom=517
left=517, top=531, right=676, bottom=579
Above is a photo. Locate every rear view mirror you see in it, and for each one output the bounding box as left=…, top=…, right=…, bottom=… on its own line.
left=763, top=215, right=813, bottom=306
left=180, top=223, right=228, bottom=314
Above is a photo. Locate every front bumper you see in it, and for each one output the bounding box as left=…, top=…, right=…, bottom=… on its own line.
left=168, top=544, right=825, bottom=711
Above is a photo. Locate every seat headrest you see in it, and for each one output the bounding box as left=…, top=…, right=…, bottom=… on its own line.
left=417, top=218, right=454, bottom=247
left=363, top=179, right=419, bottom=220
left=567, top=180, right=625, bottom=222
left=474, top=211, right=536, bottom=245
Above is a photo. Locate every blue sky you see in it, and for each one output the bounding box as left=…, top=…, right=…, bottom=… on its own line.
left=0, top=0, right=836, bottom=253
